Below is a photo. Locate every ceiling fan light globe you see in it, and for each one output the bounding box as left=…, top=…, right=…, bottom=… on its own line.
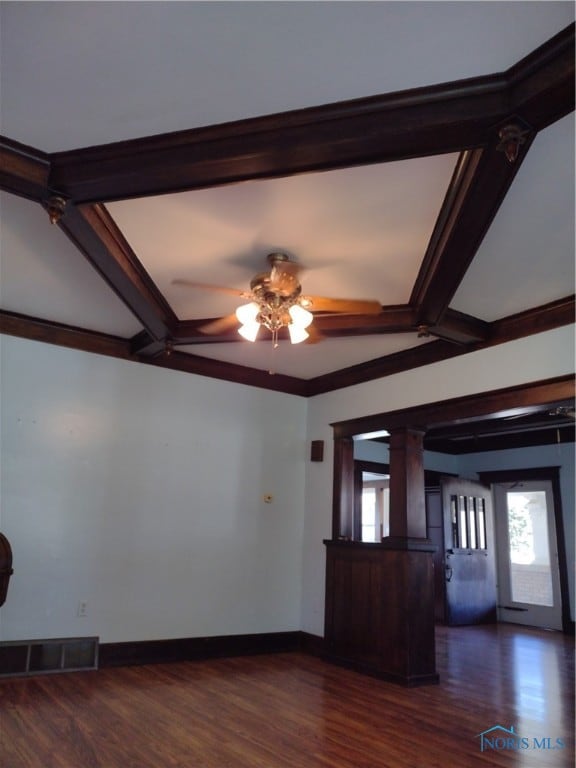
left=289, top=304, right=313, bottom=328
left=238, top=322, right=260, bottom=342
left=288, top=324, right=309, bottom=344
left=235, top=302, right=260, bottom=324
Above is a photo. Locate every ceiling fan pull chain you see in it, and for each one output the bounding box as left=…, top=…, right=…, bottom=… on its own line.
left=268, top=330, right=279, bottom=375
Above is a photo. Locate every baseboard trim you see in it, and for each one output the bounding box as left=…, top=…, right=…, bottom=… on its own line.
left=99, top=631, right=303, bottom=668
left=298, top=631, right=325, bottom=657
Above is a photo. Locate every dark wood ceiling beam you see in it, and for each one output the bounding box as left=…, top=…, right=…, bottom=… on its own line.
left=508, top=22, right=576, bottom=130
left=148, top=350, right=308, bottom=396
left=58, top=203, right=178, bottom=342
left=3, top=294, right=572, bottom=397
left=44, top=25, right=573, bottom=205
left=47, top=79, right=508, bottom=203
left=0, top=309, right=132, bottom=360
left=130, top=330, right=168, bottom=357
left=408, top=24, right=574, bottom=327
left=428, top=308, right=490, bottom=345
left=307, top=295, right=574, bottom=396
left=0, top=136, right=50, bottom=202
left=489, top=294, right=575, bottom=345
left=410, top=129, right=535, bottom=326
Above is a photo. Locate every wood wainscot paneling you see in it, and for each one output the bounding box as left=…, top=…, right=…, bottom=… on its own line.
left=324, top=540, right=438, bottom=686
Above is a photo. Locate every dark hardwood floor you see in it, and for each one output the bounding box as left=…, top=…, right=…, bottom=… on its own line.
left=0, top=623, right=573, bottom=768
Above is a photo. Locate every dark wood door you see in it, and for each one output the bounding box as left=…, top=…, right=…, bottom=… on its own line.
left=441, top=477, right=497, bottom=626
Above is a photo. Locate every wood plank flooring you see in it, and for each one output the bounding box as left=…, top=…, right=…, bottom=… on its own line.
left=1, top=623, right=574, bottom=768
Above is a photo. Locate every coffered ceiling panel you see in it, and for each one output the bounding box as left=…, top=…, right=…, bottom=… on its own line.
left=452, top=112, right=575, bottom=321
left=108, top=154, right=458, bottom=322
left=0, top=2, right=573, bottom=395
left=0, top=193, right=142, bottom=337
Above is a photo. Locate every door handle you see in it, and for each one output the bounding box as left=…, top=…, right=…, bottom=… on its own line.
left=445, top=564, right=453, bottom=582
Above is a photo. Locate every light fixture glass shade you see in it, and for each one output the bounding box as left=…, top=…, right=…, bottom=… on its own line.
left=238, top=322, right=260, bottom=342
left=289, top=304, right=313, bottom=328
left=235, top=302, right=260, bottom=324
left=288, top=324, right=309, bottom=344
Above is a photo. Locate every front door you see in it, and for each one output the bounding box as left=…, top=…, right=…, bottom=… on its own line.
left=493, top=480, right=563, bottom=630
left=442, top=477, right=497, bottom=625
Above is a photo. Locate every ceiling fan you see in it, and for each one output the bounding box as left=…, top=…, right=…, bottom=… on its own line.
left=173, top=252, right=383, bottom=347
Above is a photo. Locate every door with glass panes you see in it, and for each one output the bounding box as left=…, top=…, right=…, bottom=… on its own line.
left=441, top=477, right=497, bottom=625
left=493, top=480, right=563, bottom=630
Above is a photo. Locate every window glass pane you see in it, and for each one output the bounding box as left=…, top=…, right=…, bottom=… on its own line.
left=477, top=498, right=486, bottom=549
left=468, top=497, right=477, bottom=549
left=382, top=488, right=390, bottom=538
left=450, top=496, right=458, bottom=547
left=506, top=490, right=553, bottom=606
left=361, top=488, right=377, bottom=542
left=458, top=496, right=468, bottom=549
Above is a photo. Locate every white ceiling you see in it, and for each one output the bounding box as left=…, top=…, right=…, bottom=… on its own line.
left=0, top=2, right=574, bottom=381
left=1, top=2, right=573, bottom=151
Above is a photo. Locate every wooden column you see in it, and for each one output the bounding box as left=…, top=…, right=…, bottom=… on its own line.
left=325, top=424, right=438, bottom=685
left=332, top=436, right=354, bottom=539
left=388, top=427, right=427, bottom=540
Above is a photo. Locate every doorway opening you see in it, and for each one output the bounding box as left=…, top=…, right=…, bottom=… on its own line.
left=480, top=467, right=570, bottom=632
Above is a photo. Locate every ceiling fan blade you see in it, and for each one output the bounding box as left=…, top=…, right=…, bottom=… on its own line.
left=304, top=325, right=325, bottom=344
left=172, top=279, right=246, bottom=297
left=198, top=314, right=239, bottom=335
left=306, top=296, right=382, bottom=315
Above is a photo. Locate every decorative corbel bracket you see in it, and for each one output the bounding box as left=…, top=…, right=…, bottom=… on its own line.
left=417, top=324, right=431, bottom=338
left=45, top=195, right=68, bottom=224
left=496, top=122, right=532, bottom=164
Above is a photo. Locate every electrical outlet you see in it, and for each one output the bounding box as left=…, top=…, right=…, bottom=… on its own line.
left=77, top=601, right=88, bottom=617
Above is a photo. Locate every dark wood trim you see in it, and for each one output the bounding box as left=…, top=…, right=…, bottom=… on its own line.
left=489, top=295, right=575, bottom=345
left=0, top=310, right=133, bottom=360
left=0, top=311, right=308, bottom=395
left=411, top=132, right=535, bottom=327
left=99, top=631, right=301, bottom=668
left=298, top=632, right=325, bottom=657
left=46, top=78, right=507, bottom=203
left=307, top=340, right=462, bottom=396
left=429, top=308, right=490, bottom=345
left=129, top=330, right=168, bottom=357
left=331, top=374, right=575, bottom=438
left=1, top=294, right=573, bottom=397
left=306, top=295, right=575, bottom=396
left=332, top=436, right=355, bottom=539
left=45, top=24, right=574, bottom=204
left=410, top=150, right=483, bottom=314
left=147, top=349, right=309, bottom=397
left=508, top=22, right=576, bottom=130
left=477, top=467, right=572, bottom=634
left=425, top=425, right=574, bottom=454
left=58, top=203, right=178, bottom=342
left=0, top=136, right=50, bottom=202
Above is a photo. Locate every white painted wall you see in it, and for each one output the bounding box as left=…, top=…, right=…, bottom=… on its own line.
left=302, top=326, right=575, bottom=635
left=1, top=325, right=573, bottom=644
left=0, top=335, right=308, bottom=642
